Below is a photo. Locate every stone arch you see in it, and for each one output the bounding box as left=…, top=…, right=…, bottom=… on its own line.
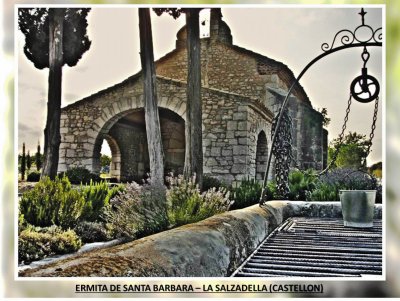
left=255, top=130, right=268, bottom=181
left=93, top=135, right=121, bottom=180
left=58, top=78, right=188, bottom=175
left=92, top=106, right=185, bottom=181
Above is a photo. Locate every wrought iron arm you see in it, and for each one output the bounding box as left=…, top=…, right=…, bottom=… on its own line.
left=260, top=41, right=381, bottom=204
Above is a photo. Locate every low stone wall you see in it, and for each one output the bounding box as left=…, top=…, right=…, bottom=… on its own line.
left=20, top=201, right=382, bottom=277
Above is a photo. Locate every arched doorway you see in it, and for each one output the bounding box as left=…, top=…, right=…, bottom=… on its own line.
left=93, top=108, right=185, bottom=182
left=255, top=130, right=268, bottom=181
left=100, top=135, right=121, bottom=180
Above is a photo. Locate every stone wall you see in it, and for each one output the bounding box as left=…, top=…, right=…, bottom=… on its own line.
left=20, top=201, right=383, bottom=277
left=108, top=123, right=147, bottom=182
left=266, top=87, right=324, bottom=171
left=59, top=76, right=273, bottom=184
left=157, top=11, right=310, bottom=106
left=156, top=21, right=324, bottom=172
left=202, top=89, right=272, bottom=185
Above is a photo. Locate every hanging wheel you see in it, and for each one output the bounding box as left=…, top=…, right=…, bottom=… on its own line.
left=350, top=74, right=380, bottom=103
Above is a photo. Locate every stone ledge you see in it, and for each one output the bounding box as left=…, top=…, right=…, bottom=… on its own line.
left=19, top=201, right=382, bottom=278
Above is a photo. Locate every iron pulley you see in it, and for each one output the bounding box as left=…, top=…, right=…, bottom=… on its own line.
left=350, top=47, right=380, bottom=103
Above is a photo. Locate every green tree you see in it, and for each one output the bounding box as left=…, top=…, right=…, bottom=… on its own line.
left=19, top=8, right=91, bottom=179
left=319, top=107, right=330, bottom=127
left=100, top=154, right=111, bottom=168
left=139, top=8, right=164, bottom=186
left=369, top=161, right=382, bottom=178
left=153, top=8, right=203, bottom=189
left=35, top=142, right=42, bottom=171
left=21, top=143, right=26, bottom=180
left=328, top=132, right=371, bottom=169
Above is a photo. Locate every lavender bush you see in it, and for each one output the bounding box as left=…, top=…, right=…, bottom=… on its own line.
left=166, top=174, right=232, bottom=227
left=309, top=168, right=382, bottom=203
left=105, top=182, right=168, bottom=239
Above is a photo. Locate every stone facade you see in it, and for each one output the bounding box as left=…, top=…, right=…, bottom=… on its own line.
left=58, top=8, right=326, bottom=184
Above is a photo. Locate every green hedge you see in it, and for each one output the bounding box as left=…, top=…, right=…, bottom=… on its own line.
left=230, top=178, right=262, bottom=210
left=80, top=181, right=124, bottom=222
left=19, top=176, right=85, bottom=229
left=18, top=226, right=81, bottom=264
left=166, top=175, right=231, bottom=227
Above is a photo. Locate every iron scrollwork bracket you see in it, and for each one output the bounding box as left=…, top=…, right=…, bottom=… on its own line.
left=321, top=8, right=382, bottom=52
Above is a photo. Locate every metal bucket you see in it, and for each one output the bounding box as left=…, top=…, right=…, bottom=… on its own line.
left=339, top=190, right=376, bottom=228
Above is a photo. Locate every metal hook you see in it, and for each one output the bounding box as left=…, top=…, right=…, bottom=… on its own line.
left=362, top=46, right=370, bottom=68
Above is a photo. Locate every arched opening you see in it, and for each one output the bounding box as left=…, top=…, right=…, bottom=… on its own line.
left=93, top=107, right=185, bottom=182
left=99, top=135, right=121, bottom=181
left=255, top=130, right=268, bottom=181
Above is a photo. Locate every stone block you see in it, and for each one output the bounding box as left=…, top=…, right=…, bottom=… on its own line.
left=64, top=135, right=74, bottom=143
left=205, top=157, right=218, bottom=167
left=221, top=149, right=233, bottom=156
left=233, top=112, right=246, bottom=120
left=217, top=174, right=235, bottom=184
left=231, top=164, right=247, bottom=174
left=66, top=149, right=75, bottom=158
left=212, top=168, right=229, bottom=174
left=203, top=139, right=211, bottom=147
left=227, top=121, right=237, bottom=131
left=226, top=131, right=235, bottom=139
left=203, top=165, right=212, bottom=174
left=234, top=156, right=246, bottom=164
left=234, top=131, right=247, bottom=138
left=233, top=145, right=247, bottom=155
left=211, top=147, right=221, bottom=156
left=238, top=138, right=247, bottom=145
left=238, top=121, right=247, bottom=131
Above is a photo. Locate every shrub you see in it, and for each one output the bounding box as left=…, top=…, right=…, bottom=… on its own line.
left=27, top=171, right=41, bottom=182
left=105, top=182, right=168, bottom=239
left=202, top=175, right=225, bottom=192
left=263, top=180, right=279, bottom=201
left=61, top=167, right=101, bottom=185
left=19, top=176, right=85, bottom=229
left=288, top=169, right=317, bottom=200
left=74, top=221, right=111, bottom=243
left=18, top=213, right=28, bottom=234
left=80, top=181, right=124, bottom=222
left=308, top=182, right=338, bottom=202
left=309, top=168, right=382, bottom=202
left=230, top=178, right=262, bottom=210
left=18, top=225, right=81, bottom=264
left=166, top=175, right=231, bottom=227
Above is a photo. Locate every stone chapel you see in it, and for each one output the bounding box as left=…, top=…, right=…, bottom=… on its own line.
left=58, top=8, right=327, bottom=184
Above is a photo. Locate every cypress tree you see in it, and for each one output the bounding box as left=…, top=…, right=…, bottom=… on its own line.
left=36, top=142, right=42, bottom=171
left=21, top=143, right=26, bottom=180
left=27, top=150, right=32, bottom=171
left=19, top=8, right=91, bottom=179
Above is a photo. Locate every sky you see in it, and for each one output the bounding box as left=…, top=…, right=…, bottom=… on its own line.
left=17, top=6, right=383, bottom=165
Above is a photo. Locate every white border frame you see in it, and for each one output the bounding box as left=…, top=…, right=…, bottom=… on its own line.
left=14, top=3, right=386, bottom=286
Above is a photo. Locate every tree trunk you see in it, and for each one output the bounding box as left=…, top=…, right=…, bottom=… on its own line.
left=41, top=8, right=64, bottom=180
left=183, top=8, right=203, bottom=189
left=139, top=8, right=164, bottom=186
